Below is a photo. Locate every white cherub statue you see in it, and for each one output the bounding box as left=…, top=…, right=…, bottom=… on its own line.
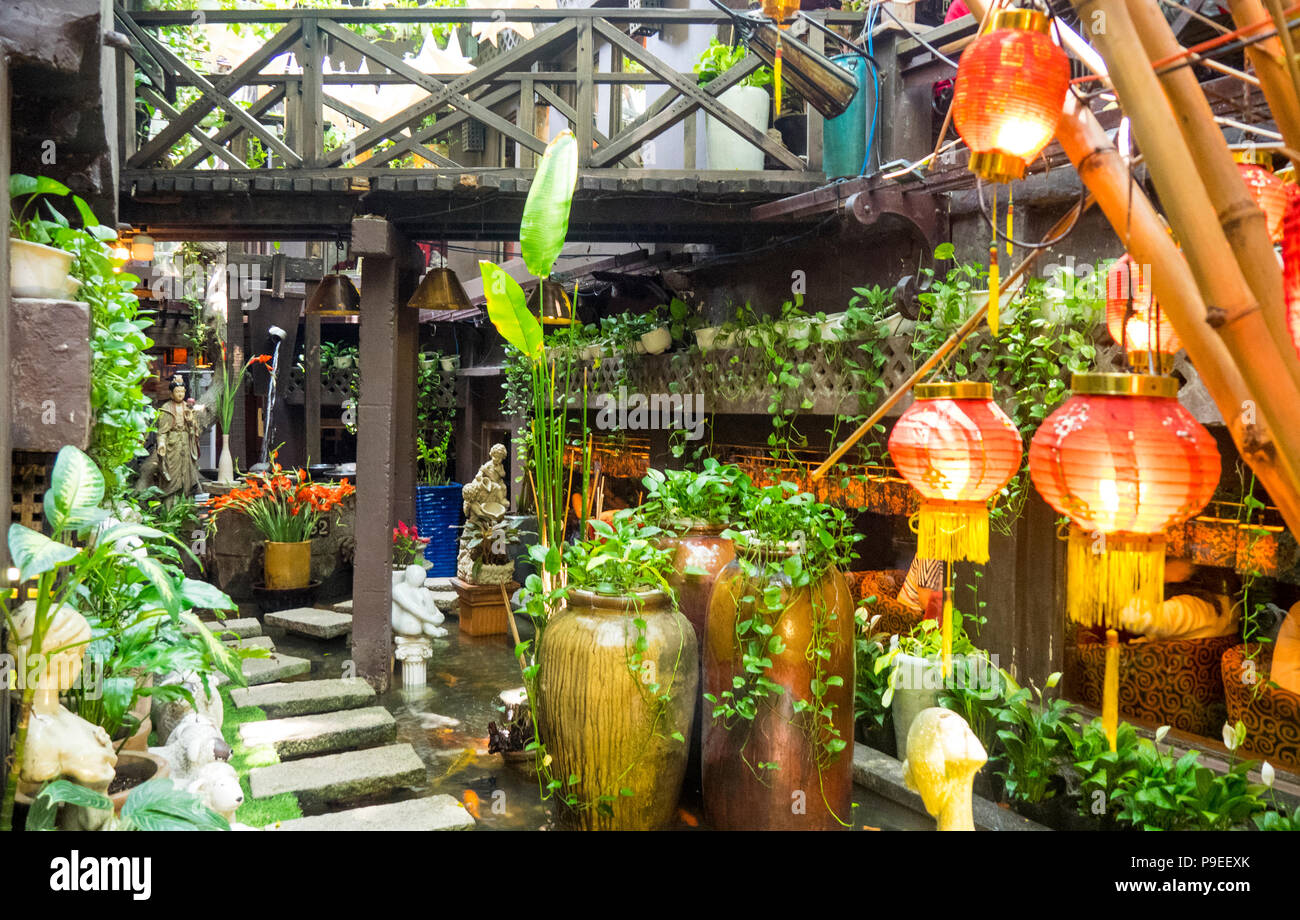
left=391, top=563, right=447, bottom=638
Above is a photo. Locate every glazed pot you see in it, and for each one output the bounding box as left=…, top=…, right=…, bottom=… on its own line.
left=109, top=750, right=171, bottom=813
left=11, top=238, right=79, bottom=299
left=536, top=588, right=698, bottom=830
left=890, top=653, right=943, bottom=760
left=703, top=548, right=855, bottom=830
left=217, top=434, right=235, bottom=486
left=264, top=539, right=312, bottom=590
left=705, top=84, right=770, bottom=171
left=639, top=326, right=672, bottom=355
left=661, top=523, right=735, bottom=794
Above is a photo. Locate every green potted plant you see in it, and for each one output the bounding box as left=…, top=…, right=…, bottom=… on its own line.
left=1, top=446, right=243, bottom=832
left=213, top=344, right=271, bottom=485
left=702, top=481, right=858, bottom=830
left=8, top=174, right=87, bottom=299
left=877, top=614, right=985, bottom=758
left=208, top=453, right=355, bottom=590
left=457, top=516, right=525, bottom=586
left=392, top=520, right=431, bottom=571
left=694, top=38, right=773, bottom=171
left=534, top=514, right=697, bottom=830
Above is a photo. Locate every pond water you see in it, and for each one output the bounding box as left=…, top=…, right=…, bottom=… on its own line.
left=270, top=615, right=928, bottom=831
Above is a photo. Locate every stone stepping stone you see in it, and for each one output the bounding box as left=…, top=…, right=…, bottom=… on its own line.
left=241, top=653, right=312, bottom=686
left=264, top=606, right=353, bottom=639
left=427, top=590, right=458, bottom=615
left=248, top=743, right=426, bottom=805
left=424, top=576, right=454, bottom=591
left=238, top=706, right=396, bottom=759
left=328, top=599, right=352, bottom=614
left=224, top=634, right=276, bottom=651
left=271, top=795, right=474, bottom=831
left=231, top=678, right=376, bottom=718
left=186, top=617, right=263, bottom=639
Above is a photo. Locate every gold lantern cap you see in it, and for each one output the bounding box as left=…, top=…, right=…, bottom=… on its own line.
left=1070, top=372, right=1178, bottom=398
left=991, top=8, right=1050, bottom=34
left=914, top=381, right=993, bottom=400
left=306, top=273, right=361, bottom=316
left=408, top=267, right=472, bottom=312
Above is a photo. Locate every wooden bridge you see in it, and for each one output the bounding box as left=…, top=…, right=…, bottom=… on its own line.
left=112, top=4, right=964, bottom=243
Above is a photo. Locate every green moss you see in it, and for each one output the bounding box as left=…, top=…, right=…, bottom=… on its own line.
left=220, top=687, right=303, bottom=827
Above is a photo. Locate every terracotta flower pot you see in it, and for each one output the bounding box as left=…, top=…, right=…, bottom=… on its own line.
left=109, top=750, right=171, bottom=813
left=703, top=551, right=856, bottom=830
left=264, top=539, right=312, bottom=590
left=536, top=588, right=698, bottom=830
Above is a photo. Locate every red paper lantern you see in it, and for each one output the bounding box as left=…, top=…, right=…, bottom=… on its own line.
left=1028, top=373, right=1219, bottom=626
left=888, top=381, right=1023, bottom=564
left=1283, top=186, right=1300, bottom=358
left=1238, top=162, right=1288, bottom=243
left=951, top=8, right=1070, bottom=183
left=1105, top=254, right=1182, bottom=371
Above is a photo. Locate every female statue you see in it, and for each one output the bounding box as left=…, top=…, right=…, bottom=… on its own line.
left=137, top=374, right=212, bottom=504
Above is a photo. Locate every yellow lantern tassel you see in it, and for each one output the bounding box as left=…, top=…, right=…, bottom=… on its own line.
left=1065, top=527, right=1166, bottom=630
left=941, top=589, right=954, bottom=681
left=1103, top=629, right=1120, bottom=752
left=1006, top=187, right=1014, bottom=258
left=913, top=501, right=991, bottom=564
left=774, top=38, right=783, bottom=116
left=987, top=248, right=999, bottom=337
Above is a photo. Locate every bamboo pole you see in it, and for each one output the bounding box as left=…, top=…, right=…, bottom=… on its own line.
left=1226, top=0, right=1300, bottom=151
left=1071, top=0, right=1300, bottom=530
left=955, top=0, right=1300, bottom=532
left=1126, top=0, right=1300, bottom=401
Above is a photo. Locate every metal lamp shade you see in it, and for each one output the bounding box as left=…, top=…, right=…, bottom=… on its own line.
left=528, top=280, right=574, bottom=325
left=734, top=14, right=857, bottom=119
left=407, top=267, right=473, bottom=311
left=306, top=273, right=361, bottom=315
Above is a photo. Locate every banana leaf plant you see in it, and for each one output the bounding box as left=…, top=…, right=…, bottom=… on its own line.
left=479, top=131, right=590, bottom=624
left=1, top=446, right=243, bottom=832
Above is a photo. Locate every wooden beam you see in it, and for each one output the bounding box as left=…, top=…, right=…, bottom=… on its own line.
left=122, top=16, right=303, bottom=168
left=316, top=17, right=560, bottom=164
left=176, top=86, right=284, bottom=170
left=576, top=18, right=594, bottom=167
left=137, top=85, right=248, bottom=170
left=305, top=312, right=321, bottom=465
left=300, top=17, right=325, bottom=167
left=128, top=8, right=869, bottom=26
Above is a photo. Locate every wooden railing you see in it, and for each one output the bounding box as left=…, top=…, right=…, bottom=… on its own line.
left=114, top=5, right=873, bottom=178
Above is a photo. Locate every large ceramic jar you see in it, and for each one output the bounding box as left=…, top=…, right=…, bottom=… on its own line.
left=703, top=547, right=855, bottom=830
left=264, top=539, right=312, bottom=590
left=661, top=522, right=735, bottom=793
left=536, top=588, right=698, bottom=830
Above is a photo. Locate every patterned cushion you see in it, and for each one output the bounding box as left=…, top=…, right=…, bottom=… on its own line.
left=1223, top=644, right=1300, bottom=770
left=845, top=569, right=924, bottom=638
left=1070, top=628, right=1236, bottom=736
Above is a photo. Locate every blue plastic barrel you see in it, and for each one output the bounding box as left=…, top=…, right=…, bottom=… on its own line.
left=822, top=53, right=873, bottom=180
left=415, top=483, right=463, bottom=577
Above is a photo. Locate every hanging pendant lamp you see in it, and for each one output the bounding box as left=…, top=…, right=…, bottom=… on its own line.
left=1282, top=187, right=1300, bottom=358
left=951, top=8, right=1070, bottom=184
left=408, top=267, right=473, bottom=312
left=1237, top=162, right=1288, bottom=244
left=529, top=279, right=574, bottom=325
left=306, top=274, right=361, bottom=316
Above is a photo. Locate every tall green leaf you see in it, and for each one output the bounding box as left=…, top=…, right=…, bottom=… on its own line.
left=44, top=446, right=105, bottom=534
left=480, top=261, right=542, bottom=360
left=180, top=612, right=246, bottom=687
left=120, top=778, right=230, bottom=831
left=7, top=524, right=78, bottom=581
left=520, top=131, right=578, bottom=278
left=25, top=780, right=113, bottom=831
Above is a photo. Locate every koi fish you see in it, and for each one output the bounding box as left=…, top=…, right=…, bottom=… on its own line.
left=676, top=808, right=699, bottom=828
left=462, top=790, right=481, bottom=819
left=436, top=672, right=459, bottom=687
left=440, top=747, right=477, bottom=780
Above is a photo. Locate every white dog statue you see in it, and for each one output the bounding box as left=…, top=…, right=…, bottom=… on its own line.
left=149, top=712, right=231, bottom=785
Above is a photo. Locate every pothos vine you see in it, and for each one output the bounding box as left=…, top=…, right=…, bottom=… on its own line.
left=707, top=483, right=860, bottom=825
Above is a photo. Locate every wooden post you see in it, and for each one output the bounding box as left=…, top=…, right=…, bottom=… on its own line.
left=305, top=313, right=321, bottom=465
left=0, top=52, right=12, bottom=790
left=300, top=17, right=324, bottom=167
left=351, top=218, right=420, bottom=690
left=576, top=18, right=594, bottom=166
left=805, top=25, right=825, bottom=173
